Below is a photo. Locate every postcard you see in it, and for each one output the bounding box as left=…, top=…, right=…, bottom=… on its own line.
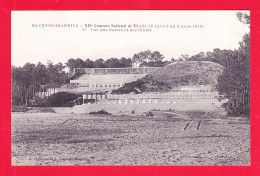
left=11, top=10, right=250, bottom=166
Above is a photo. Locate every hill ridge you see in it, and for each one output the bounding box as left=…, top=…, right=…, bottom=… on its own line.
left=112, top=61, right=224, bottom=94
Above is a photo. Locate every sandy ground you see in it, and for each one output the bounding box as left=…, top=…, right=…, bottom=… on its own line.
left=11, top=111, right=250, bottom=165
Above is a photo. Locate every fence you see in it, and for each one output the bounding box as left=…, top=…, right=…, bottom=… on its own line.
left=73, top=67, right=161, bottom=75
left=70, top=80, right=124, bottom=87
left=82, top=91, right=222, bottom=104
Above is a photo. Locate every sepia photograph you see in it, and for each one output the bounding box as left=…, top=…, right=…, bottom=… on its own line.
left=11, top=10, right=250, bottom=165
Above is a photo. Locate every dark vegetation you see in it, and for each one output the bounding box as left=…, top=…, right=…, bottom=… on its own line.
left=64, top=71, right=84, bottom=84
left=66, top=57, right=132, bottom=71
left=217, top=13, right=250, bottom=116
left=39, top=92, right=82, bottom=107
left=89, top=110, right=111, bottom=115
left=66, top=50, right=168, bottom=72
left=146, top=111, right=154, bottom=117
left=112, top=75, right=172, bottom=94
left=132, top=50, right=170, bottom=67
left=11, top=61, right=68, bottom=107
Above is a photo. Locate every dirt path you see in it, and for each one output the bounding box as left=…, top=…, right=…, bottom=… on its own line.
left=11, top=111, right=250, bottom=165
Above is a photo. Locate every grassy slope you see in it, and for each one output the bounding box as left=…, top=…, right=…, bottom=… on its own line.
left=112, top=61, right=224, bottom=94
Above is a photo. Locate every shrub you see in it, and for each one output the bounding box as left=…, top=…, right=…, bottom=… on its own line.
left=146, top=111, right=154, bottom=117
left=90, top=110, right=111, bottom=115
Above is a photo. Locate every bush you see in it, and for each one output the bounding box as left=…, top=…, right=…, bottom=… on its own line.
left=112, top=75, right=172, bottom=94
left=146, top=111, right=154, bottom=117
left=90, top=110, right=111, bottom=115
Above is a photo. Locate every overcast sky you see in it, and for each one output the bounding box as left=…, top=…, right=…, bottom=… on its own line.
left=11, top=10, right=250, bottom=67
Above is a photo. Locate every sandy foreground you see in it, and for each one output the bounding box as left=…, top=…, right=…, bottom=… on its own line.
left=11, top=111, right=250, bottom=165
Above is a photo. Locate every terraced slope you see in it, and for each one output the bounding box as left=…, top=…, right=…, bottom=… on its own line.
left=61, top=74, right=148, bottom=94
left=77, top=73, right=147, bottom=85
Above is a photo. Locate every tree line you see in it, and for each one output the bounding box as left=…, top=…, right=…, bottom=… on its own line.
left=218, top=13, right=250, bottom=116
left=172, top=12, right=250, bottom=116
left=66, top=50, right=168, bottom=72
left=12, top=61, right=68, bottom=106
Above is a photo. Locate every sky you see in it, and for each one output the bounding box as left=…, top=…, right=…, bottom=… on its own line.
left=11, top=10, right=250, bottom=67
